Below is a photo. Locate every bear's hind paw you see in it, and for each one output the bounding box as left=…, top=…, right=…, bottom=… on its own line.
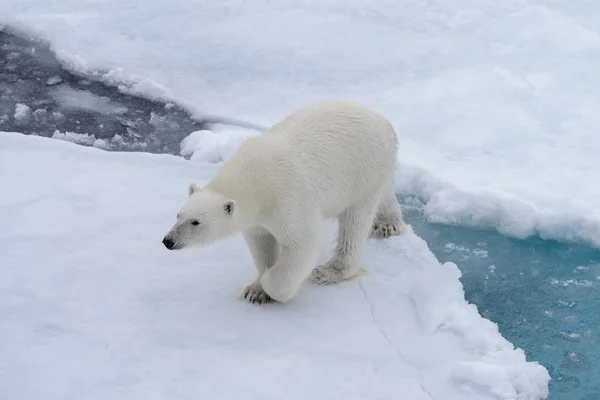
left=370, top=219, right=405, bottom=238
left=311, top=259, right=361, bottom=285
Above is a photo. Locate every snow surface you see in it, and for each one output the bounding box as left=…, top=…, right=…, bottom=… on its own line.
left=0, top=131, right=549, bottom=399
left=4, top=0, right=600, bottom=247
left=51, top=129, right=109, bottom=149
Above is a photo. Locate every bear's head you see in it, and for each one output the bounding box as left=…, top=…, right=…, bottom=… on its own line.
left=162, top=183, right=237, bottom=250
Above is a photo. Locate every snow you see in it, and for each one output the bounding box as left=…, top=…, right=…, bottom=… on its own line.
left=51, top=129, right=109, bottom=149
left=0, top=132, right=549, bottom=399
left=395, top=165, right=600, bottom=247
left=3, top=1, right=600, bottom=248
left=13, top=103, right=31, bottom=122
left=48, top=85, right=128, bottom=115
left=46, top=75, right=63, bottom=86
left=180, top=126, right=259, bottom=163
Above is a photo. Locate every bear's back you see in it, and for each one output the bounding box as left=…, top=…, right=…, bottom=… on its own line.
left=214, top=99, right=398, bottom=218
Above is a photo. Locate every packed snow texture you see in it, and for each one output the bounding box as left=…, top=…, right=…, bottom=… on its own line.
left=3, top=0, right=600, bottom=247
left=0, top=132, right=549, bottom=400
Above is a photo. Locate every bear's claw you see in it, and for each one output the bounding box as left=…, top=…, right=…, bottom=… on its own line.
left=239, top=281, right=273, bottom=305
left=370, top=220, right=405, bottom=238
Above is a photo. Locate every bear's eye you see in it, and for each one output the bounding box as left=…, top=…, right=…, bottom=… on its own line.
left=191, top=220, right=200, bottom=226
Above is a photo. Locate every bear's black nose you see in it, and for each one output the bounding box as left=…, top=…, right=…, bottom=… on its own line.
left=162, top=236, right=175, bottom=250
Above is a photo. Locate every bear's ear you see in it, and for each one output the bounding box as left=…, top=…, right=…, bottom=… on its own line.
left=223, top=200, right=236, bottom=216
left=188, top=183, right=200, bottom=197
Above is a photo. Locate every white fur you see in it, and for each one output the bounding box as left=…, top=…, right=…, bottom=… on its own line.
left=163, top=99, right=405, bottom=304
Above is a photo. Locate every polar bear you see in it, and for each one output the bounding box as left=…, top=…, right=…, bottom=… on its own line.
left=162, top=99, right=405, bottom=304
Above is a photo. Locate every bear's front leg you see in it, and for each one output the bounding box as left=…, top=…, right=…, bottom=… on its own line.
left=240, top=227, right=280, bottom=304
left=259, top=221, right=323, bottom=303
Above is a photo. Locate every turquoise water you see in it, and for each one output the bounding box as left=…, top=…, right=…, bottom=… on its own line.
left=402, top=197, right=600, bottom=399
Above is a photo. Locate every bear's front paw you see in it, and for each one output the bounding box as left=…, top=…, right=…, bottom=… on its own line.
left=239, top=281, right=273, bottom=305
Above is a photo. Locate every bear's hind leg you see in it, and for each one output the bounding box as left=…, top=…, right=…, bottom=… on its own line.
left=370, top=180, right=405, bottom=238
left=311, top=195, right=379, bottom=285
left=240, top=227, right=280, bottom=304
